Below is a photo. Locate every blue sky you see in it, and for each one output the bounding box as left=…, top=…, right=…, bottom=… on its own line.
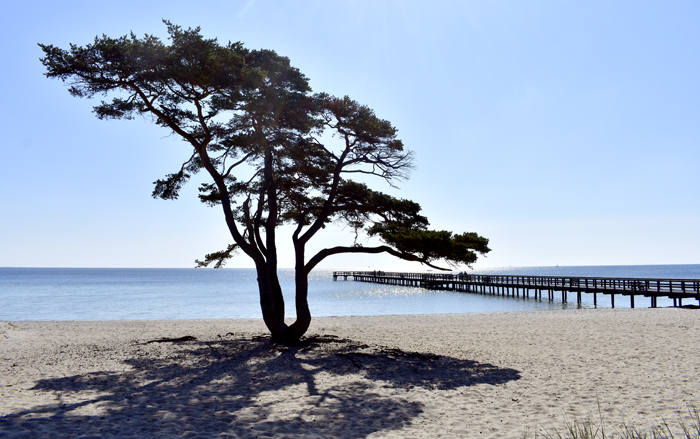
left=1, top=1, right=698, bottom=269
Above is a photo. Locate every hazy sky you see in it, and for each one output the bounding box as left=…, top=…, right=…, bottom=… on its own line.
left=1, top=1, right=698, bottom=270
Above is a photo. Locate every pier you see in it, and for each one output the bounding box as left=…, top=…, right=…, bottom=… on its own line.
left=332, top=271, right=700, bottom=308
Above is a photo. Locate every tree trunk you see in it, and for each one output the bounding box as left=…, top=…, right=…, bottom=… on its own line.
left=256, top=265, right=289, bottom=341
left=288, top=268, right=311, bottom=340
left=256, top=263, right=311, bottom=342
left=255, top=265, right=311, bottom=342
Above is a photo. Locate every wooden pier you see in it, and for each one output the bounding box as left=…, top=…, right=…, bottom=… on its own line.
left=332, top=271, right=700, bottom=308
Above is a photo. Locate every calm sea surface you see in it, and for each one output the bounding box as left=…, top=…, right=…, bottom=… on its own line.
left=1, top=265, right=699, bottom=321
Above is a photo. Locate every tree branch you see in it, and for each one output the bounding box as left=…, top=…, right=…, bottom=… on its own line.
left=305, top=245, right=449, bottom=274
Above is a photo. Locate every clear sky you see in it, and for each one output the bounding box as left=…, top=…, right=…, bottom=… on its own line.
left=1, top=1, right=698, bottom=270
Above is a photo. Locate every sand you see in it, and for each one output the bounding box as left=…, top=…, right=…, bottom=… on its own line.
left=1, top=308, right=699, bottom=438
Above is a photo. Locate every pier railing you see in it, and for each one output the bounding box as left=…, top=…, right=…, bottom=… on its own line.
left=332, top=271, right=700, bottom=308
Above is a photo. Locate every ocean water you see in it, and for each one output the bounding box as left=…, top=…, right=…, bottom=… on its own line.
left=1, top=265, right=698, bottom=321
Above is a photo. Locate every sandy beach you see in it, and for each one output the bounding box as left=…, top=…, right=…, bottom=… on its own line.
left=1, top=308, right=698, bottom=438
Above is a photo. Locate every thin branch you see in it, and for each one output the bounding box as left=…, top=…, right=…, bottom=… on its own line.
left=222, top=151, right=255, bottom=179
left=243, top=197, right=266, bottom=258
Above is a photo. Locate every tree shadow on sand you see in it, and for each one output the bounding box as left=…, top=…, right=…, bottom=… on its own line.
left=1, top=334, right=520, bottom=438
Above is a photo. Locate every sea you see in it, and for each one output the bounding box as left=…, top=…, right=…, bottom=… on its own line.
left=1, top=265, right=699, bottom=321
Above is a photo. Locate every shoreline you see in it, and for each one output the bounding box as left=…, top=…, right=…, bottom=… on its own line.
left=2, top=308, right=699, bottom=438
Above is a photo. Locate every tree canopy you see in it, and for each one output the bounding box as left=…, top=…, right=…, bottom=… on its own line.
left=40, top=22, right=490, bottom=341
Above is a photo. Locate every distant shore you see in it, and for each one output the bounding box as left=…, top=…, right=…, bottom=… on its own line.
left=1, top=309, right=699, bottom=438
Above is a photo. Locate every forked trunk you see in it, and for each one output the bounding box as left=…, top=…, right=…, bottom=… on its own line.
left=256, top=265, right=311, bottom=342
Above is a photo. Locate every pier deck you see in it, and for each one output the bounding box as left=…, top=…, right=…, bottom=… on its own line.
left=332, top=271, right=700, bottom=308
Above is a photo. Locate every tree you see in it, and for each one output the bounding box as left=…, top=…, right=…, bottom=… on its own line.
left=40, top=22, right=491, bottom=342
